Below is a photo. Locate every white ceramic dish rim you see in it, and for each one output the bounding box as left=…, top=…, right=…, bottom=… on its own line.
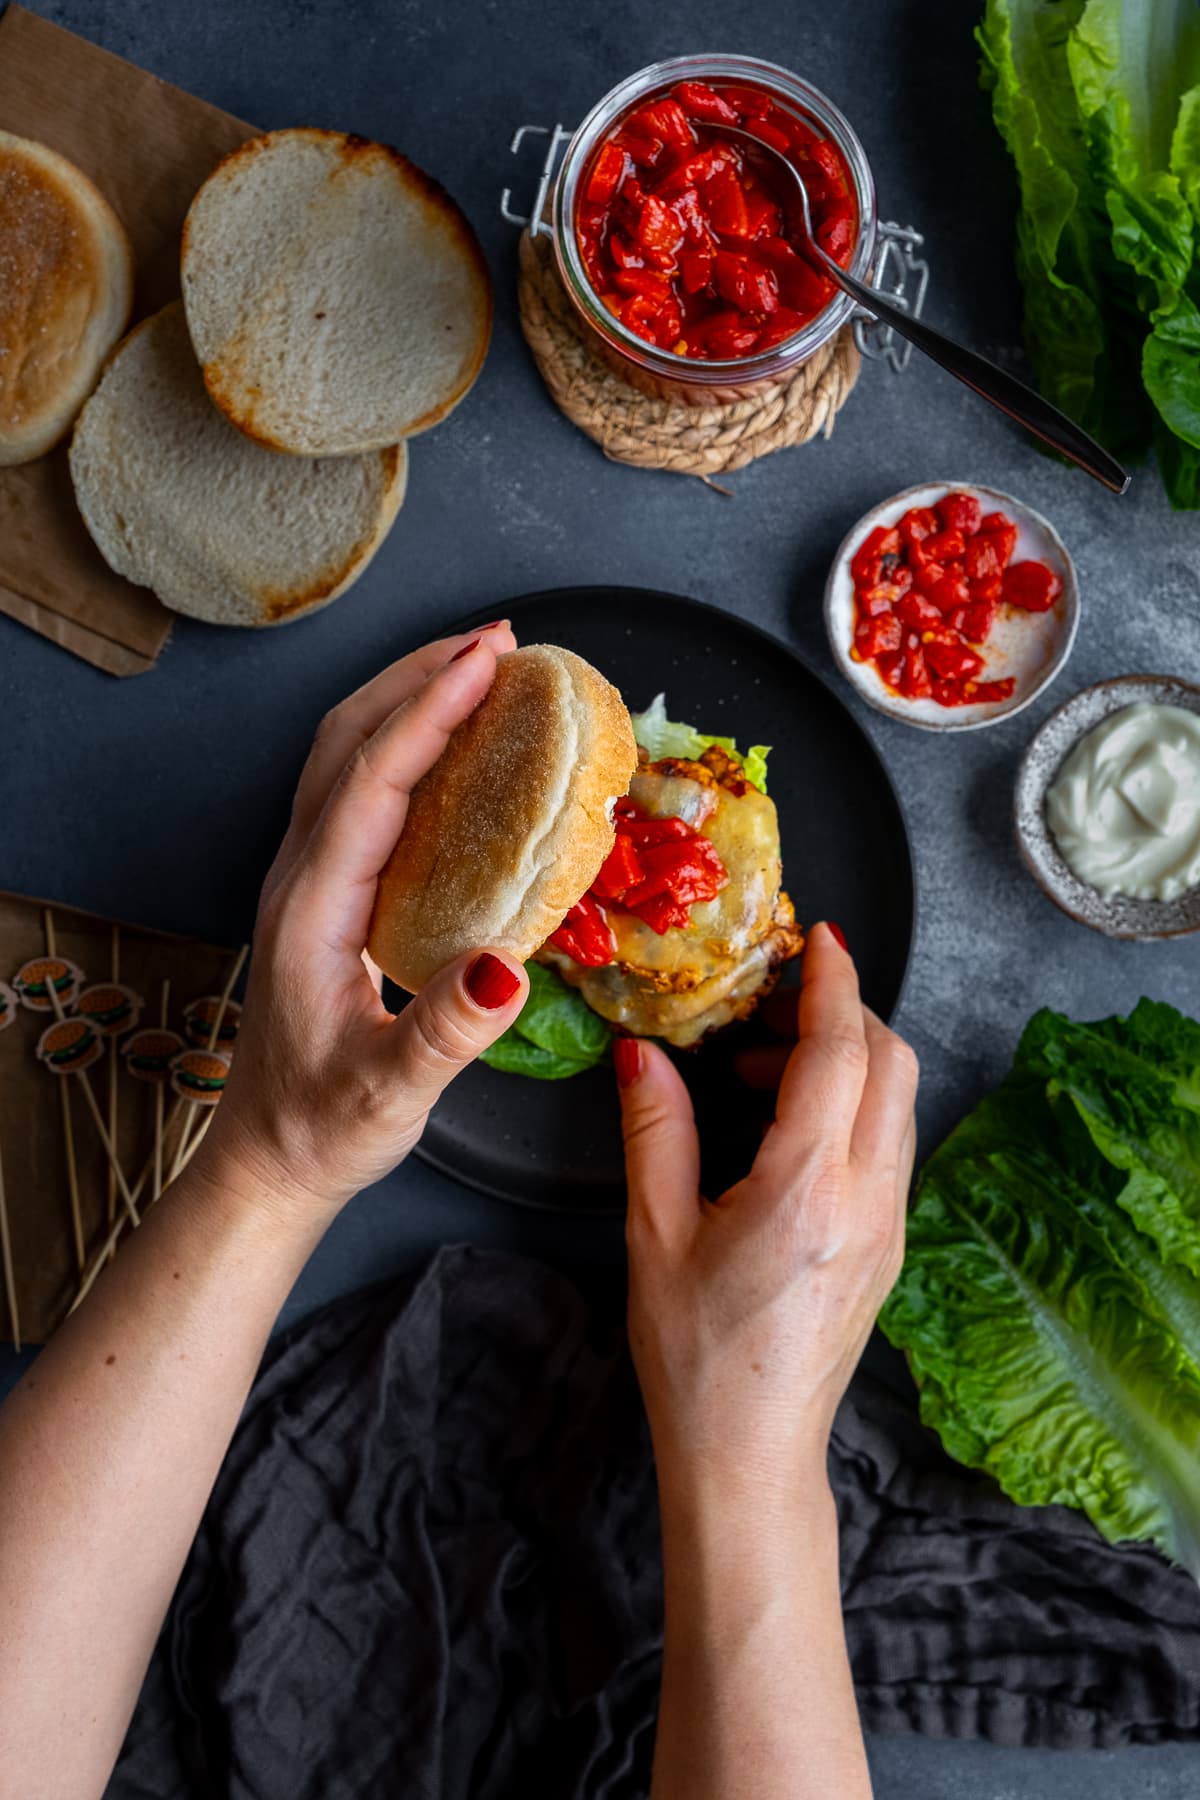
left=823, top=480, right=1080, bottom=734
left=1012, top=673, right=1200, bottom=941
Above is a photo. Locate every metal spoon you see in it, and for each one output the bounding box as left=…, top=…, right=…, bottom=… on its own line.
left=720, top=126, right=1130, bottom=496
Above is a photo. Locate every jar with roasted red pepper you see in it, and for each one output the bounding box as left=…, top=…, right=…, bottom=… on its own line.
left=550, top=55, right=878, bottom=404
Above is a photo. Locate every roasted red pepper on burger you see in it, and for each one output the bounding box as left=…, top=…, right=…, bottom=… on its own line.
left=576, top=79, right=857, bottom=360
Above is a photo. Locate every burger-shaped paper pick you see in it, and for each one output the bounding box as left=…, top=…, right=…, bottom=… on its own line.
left=170, top=1048, right=231, bottom=1105
left=14, top=956, right=84, bottom=1012
left=183, top=996, right=241, bottom=1051
left=123, top=1028, right=186, bottom=1082
left=0, top=981, right=17, bottom=1032
left=76, top=983, right=144, bottom=1037
left=36, top=1016, right=104, bottom=1075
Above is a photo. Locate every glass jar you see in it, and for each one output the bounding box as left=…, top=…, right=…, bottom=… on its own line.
left=550, top=54, right=879, bottom=406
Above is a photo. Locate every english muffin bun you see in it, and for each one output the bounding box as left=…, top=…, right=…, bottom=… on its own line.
left=69, top=302, right=407, bottom=628
left=0, top=130, right=133, bottom=465
left=180, top=128, right=492, bottom=455
left=368, top=645, right=638, bottom=992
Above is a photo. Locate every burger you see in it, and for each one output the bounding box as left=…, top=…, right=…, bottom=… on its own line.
left=123, top=1028, right=185, bottom=1082
left=367, top=644, right=803, bottom=1061
left=170, top=1048, right=231, bottom=1103
left=36, top=1016, right=104, bottom=1074
left=14, top=956, right=83, bottom=1012
left=76, top=983, right=143, bottom=1036
left=0, top=981, right=16, bottom=1033
left=182, top=995, right=242, bottom=1050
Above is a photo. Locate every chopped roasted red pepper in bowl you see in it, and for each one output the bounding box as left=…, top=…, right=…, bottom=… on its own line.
left=550, top=55, right=877, bottom=402
left=823, top=483, right=1079, bottom=731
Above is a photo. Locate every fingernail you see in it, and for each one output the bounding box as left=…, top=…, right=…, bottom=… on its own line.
left=451, top=637, right=482, bottom=663
left=826, top=921, right=849, bottom=953
left=465, top=952, right=521, bottom=1011
left=479, top=619, right=507, bottom=631
left=614, top=1037, right=641, bottom=1089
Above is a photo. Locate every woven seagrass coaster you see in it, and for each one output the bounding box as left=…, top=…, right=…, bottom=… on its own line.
left=517, top=228, right=861, bottom=476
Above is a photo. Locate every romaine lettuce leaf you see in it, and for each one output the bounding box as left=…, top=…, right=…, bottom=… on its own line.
left=630, top=693, right=770, bottom=793
left=480, top=961, right=610, bottom=1080
left=881, top=1001, right=1200, bottom=1571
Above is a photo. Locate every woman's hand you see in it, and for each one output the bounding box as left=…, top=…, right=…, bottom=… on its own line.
left=618, top=923, right=917, bottom=1800
left=617, top=921, right=918, bottom=1517
left=196, top=624, right=530, bottom=1231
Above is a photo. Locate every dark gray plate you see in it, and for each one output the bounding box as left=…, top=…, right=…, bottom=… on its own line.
left=413, top=587, right=916, bottom=1212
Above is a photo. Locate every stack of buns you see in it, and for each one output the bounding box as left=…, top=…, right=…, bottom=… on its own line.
left=1, top=126, right=491, bottom=628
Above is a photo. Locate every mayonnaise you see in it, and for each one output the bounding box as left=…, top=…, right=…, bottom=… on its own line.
left=1046, top=702, right=1200, bottom=901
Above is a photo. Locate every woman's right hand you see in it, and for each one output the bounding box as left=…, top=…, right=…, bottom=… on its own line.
left=616, top=923, right=918, bottom=1520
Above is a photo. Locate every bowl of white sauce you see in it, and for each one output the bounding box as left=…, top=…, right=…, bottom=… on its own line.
left=1014, top=675, right=1200, bottom=938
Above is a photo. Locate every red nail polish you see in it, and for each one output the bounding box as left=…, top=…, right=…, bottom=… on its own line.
left=465, top=952, right=521, bottom=1010
left=479, top=619, right=506, bottom=631
left=614, top=1037, right=641, bottom=1089
left=826, top=921, right=849, bottom=953
left=451, top=637, right=481, bottom=663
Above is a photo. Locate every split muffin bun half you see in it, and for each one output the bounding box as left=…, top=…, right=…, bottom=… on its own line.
left=181, top=127, right=493, bottom=455
left=368, top=646, right=638, bottom=992
left=69, top=302, right=407, bottom=627
left=0, top=130, right=133, bottom=466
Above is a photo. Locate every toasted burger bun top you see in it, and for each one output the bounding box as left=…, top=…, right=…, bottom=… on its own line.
left=0, top=131, right=133, bottom=466
left=181, top=127, right=492, bottom=455
left=367, top=645, right=638, bottom=993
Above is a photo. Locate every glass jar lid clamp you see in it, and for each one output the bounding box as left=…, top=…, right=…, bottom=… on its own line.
left=499, top=119, right=930, bottom=374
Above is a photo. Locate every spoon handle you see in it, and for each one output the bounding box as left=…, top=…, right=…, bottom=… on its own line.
left=829, top=261, right=1130, bottom=495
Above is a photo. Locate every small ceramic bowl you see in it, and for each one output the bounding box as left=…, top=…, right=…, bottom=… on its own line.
left=824, top=481, right=1080, bottom=732
left=1014, top=674, right=1200, bottom=940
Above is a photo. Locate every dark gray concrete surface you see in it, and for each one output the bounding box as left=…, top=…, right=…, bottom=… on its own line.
left=1, top=1, right=1198, bottom=1791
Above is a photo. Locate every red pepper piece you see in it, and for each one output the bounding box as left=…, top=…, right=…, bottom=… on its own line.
left=637, top=193, right=685, bottom=257
left=748, top=118, right=792, bottom=155
left=971, top=678, right=1017, bottom=703
left=897, top=591, right=944, bottom=631
left=979, top=514, right=1018, bottom=566
left=693, top=312, right=760, bottom=358
left=609, top=232, right=646, bottom=270
left=1002, top=560, right=1062, bottom=613
left=618, top=816, right=691, bottom=846
left=857, top=569, right=912, bottom=613
left=586, top=141, right=630, bottom=207
left=703, top=165, right=752, bottom=237
left=810, top=140, right=845, bottom=190
left=925, top=637, right=985, bottom=682
left=851, top=525, right=901, bottom=587
left=970, top=573, right=1003, bottom=603
left=613, top=268, right=671, bottom=299
left=855, top=614, right=903, bottom=658
left=898, top=507, right=939, bottom=548
left=549, top=893, right=616, bottom=966
left=721, top=83, right=774, bottom=120
left=925, top=527, right=966, bottom=562
left=674, top=186, right=715, bottom=246
left=875, top=649, right=905, bottom=691
left=964, top=534, right=1003, bottom=582
left=620, top=292, right=663, bottom=342
left=592, top=832, right=645, bottom=899
left=618, top=128, right=665, bottom=170
left=934, top=491, right=982, bottom=536
left=714, top=249, right=779, bottom=314
left=816, top=196, right=855, bottom=264
left=672, top=80, right=739, bottom=126
left=679, top=247, right=715, bottom=293
left=912, top=559, right=945, bottom=596
left=753, top=306, right=806, bottom=351
left=898, top=645, right=933, bottom=700
left=742, top=190, right=781, bottom=240
left=755, top=238, right=830, bottom=313
left=927, top=571, right=971, bottom=613
left=960, top=595, right=999, bottom=642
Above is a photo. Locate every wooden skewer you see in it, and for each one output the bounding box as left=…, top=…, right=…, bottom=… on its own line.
left=168, top=943, right=247, bottom=1181
left=153, top=978, right=170, bottom=1204
left=68, top=943, right=247, bottom=1314
left=106, top=923, right=120, bottom=1259
left=43, top=910, right=140, bottom=1231
left=0, top=1134, right=19, bottom=1352
left=43, top=909, right=85, bottom=1272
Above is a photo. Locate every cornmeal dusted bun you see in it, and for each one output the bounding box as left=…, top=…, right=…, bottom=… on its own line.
left=0, top=131, right=133, bottom=465
left=69, top=302, right=407, bottom=627
left=368, top=645, right=637, bottom=992
left=181, top=128, right=492, bottom=455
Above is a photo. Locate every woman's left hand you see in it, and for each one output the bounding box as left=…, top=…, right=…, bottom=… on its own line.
left=197, top=622, right=530, bottom=1233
